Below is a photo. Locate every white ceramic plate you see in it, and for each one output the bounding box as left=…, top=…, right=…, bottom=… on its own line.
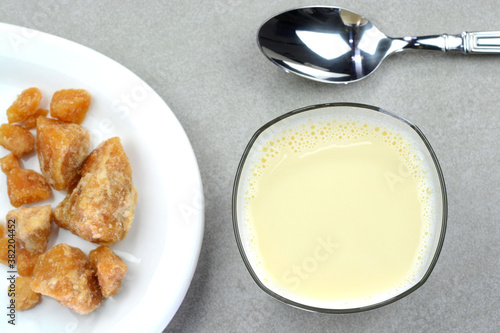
left=0, top=23, right=204, bottom=333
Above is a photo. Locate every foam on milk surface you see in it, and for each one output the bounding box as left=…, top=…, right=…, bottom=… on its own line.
left=241, top=113, right=437, bottom=309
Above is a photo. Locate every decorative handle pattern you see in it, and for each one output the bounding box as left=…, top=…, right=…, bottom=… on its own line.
left=464, top=31, right=500, bottom=53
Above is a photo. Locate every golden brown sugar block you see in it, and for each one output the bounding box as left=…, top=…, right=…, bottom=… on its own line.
left=54, top=137, right=137, bottom=244
left=24, top=109, right=48, bottom=130
left=1, top=153, right=22, bottom=173
left=0, top=223, right=4, bottom=237
left=7, top=169, right=52, bottom=207
left=89, top=245, right=127, bottom=297
left=6, top=87, right=42, bottom=123
left=36, top=117, right=90, bottom=190
left=17, top=249, right=39, bottom=277
left=0, top=237, right=17, bottom=266
left=30, top=243, right=102, bottom=315
left=6, top=205, right=52, bottom=254
left=11, top=277, right=41, bottom=311
left=0, top=124, right=35, bottom=157
left=50, top=89, right=91, bottom=124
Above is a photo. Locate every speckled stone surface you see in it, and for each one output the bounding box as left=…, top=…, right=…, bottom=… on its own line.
left=2, top=1, right=499, bottom=332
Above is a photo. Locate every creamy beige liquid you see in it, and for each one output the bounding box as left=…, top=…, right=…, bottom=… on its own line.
left=242, top=119, right=434, bottom=308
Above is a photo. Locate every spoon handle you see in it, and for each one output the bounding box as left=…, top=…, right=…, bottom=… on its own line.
left=400, top=32, right=500, bottom=53
left=462, top=31, right=500, bottom=53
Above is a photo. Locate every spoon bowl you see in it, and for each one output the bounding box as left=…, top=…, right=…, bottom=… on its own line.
left=257, top=6, right=500, bottom=83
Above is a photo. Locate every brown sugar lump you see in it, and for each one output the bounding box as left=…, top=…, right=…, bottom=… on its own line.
left=50, top=89, right=91, bottom=124
left=54, top=137, right=137, bottom=244
left=1, top=153, right=22, bottom=174
left=24, top=108, right=48, bottom=130
left=89, top=245, right=127, bottom=297
left=10, top=277, right=41, bottom=311
left=0, top=124, right=35, bottom=157
left=6, top=205, right=52, bottom=254
left=31, top=243, right=102, bottom=314
left=6, top=87, right=42, bottom=123
left=0, top=238, right=6, bottom=265
left=36, top=117, right=90, bottom=190
left=6, top=169, right=52, bottom=207
left=0, top=237, right=17, bottom=266
left=0, top=223, right=4, bottom=237
left=17, top=249, right=39, bottom=277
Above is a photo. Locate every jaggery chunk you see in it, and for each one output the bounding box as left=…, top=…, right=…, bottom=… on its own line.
left=89, top=246, right=127, bottom=297
left=0, top=238, right=6, bottom=265
left=30, top=243, right=102, bottom=314
left=0, top=237, right=17, bottom=265
left=7, top=169, right=52, bottom=207
left=11, top=277, right=41, bottom=311
left=0, top=124, right=35, bottom=157
left=6, top=205, right=52, bottom=254
left=1, top=153, right=22, bottom=173
left=0, top=223, right=4, bottom=237
left=54, top=137, right=137, bottom=244
left=24, top=109, right=48, bottom=129
left=17, top=249, right=39, bottom=277
left=6, top=87, right=42, bottom=123
left=50, top=89, right=91, bottom=124
left=36, top=117, right=90, bottom=190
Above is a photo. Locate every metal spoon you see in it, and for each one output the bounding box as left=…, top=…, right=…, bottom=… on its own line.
left=257, top=6, right=500, bottom=84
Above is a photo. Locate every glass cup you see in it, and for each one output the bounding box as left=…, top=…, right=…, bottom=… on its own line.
left=232, top=103, right=447, bottom=313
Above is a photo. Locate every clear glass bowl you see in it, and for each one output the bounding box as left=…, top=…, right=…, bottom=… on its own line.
left=232, top=102, right=447, bottom=313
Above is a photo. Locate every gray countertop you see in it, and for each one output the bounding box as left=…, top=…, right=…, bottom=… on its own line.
left=2, top=1, right=499, bottom=332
